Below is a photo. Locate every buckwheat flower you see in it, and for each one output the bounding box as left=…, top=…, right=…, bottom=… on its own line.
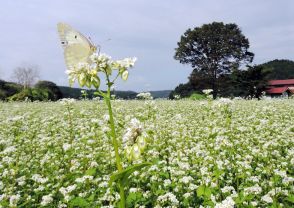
left=41, top=194, right=53, bottom=206
left=188, top=183, right=198, bottom=191
left=58, top=203, right=67, bottom=208
left=103, top=114, right=110, bottom=122
left=32, top=174, right=48, bottom=184
left=180, top=176, right=193, bottom=184
left=116, top=57, right=137, bottom=68
left=282, top=176, right=294, bottom=184
left=3, top=146, right=16, bottom=154
left=16, top=176, right=26, bottom=186
left=221, top=186, right=235, bottom=194
left=157, top=192, right=179, bottom=205
left=102, top=126, right=110, bottom=133
left=0, top=194, right=7, bottom=201
left=261, top=194, right=273, bottom=203
left=249, top=176, right=260, bottom=183
left=62, top=143, right=71, bottom=151
left=99, top=181, right=108, bottom=188
left=75, top=175, right=93, bottom=183
left=274, top=169, right=287, bottom=178
left=251, top=201, right=258, bottom=206
left=244, top=184, right=262, bottom=195
left=90, top=161, right=98, bottom=167
left=215, top=196, right=235, bottom=208
left=129, top=188, right=140, bottom=193
left=59, top=98, right=76, bottom=105
left=136, top=92, right=153, bottom=100
left=183, top=192, right=191, bottom=198
left=9, top=194, right=21, bottom=207
left=59, top=184, right=77, bottom=197
left=164, top=179, right=171, bottom=187
left=202, top=89, right=213, bottom=95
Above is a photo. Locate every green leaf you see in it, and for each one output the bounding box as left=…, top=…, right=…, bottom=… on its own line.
left=204, top=187, right=212, bottom=198
left=69, top=197, right=89, bottom=207
left=126, top=192, right=143, bottom=207
left=85, top=168, right=96, bottom=176
left=87, top=193, right=95, bottom=202
left=197, top=185, right=205, bottom=197
left=286, top=195, right=294, bottom=203
left=109, top=162, right=152, bottom=186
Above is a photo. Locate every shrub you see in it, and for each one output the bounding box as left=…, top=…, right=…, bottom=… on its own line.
left=189, top=92, right=206, bottom=100
left=0, top=80, right=22, bottom=100
left=35, top=80, right=63, bottom=101
left=8, top=88, right=49, bottom=101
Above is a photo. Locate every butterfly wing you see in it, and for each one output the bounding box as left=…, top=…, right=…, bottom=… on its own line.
left=57, top=23, right=96, bottom=69
left=64, top=44, right=93, bottom=70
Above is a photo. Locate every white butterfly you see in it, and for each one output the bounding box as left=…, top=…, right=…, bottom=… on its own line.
left=57, top=23, right=97, bottom=70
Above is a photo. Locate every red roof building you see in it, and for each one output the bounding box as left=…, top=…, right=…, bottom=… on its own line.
left=266, top=79, right=294, bottom=97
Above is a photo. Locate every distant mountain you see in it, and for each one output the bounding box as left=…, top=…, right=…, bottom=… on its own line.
left=59, top=86, right=137, bottom=99
left=261, top=59, right=294, bottom=80
left=58, top=86, right=172, bottom=99
left=149, top=90, right=172, bottom=99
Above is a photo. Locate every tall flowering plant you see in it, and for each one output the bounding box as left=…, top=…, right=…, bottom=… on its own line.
left=65, top=52, right=151, bottom=207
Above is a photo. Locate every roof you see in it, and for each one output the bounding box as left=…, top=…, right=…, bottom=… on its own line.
left=266, top=87, right=288, bottom=94
left=268, top=79, right=294, bottom=85
left=288, top=87, right=294, bottom=93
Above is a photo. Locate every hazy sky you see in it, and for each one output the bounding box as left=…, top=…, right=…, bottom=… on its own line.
left=0, top=0, right=293, bottom=91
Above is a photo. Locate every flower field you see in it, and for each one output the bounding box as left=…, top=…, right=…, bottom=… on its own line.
left=0, top=99, right=293, bottom=207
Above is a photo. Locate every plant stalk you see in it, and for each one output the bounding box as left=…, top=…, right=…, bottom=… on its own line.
left=104, top=76, right=126, bottom=207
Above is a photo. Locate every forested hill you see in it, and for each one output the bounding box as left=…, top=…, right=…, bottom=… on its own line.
left=261, top=59, right=294, bottom=80
left=59, top=86, right=171, bottom=99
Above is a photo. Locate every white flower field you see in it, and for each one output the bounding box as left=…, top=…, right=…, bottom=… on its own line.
left=0, top=99, right=293, bottom=207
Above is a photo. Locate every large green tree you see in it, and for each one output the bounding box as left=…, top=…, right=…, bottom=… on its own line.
left=231, top=65, right=271, bottom=99
left=174, top=22, right=254, bottom=98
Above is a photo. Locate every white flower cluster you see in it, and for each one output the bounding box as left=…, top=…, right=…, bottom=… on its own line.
left=66, top=52, right=136, bottom=88
left=0, top=99, right=293, bottom=206
left=202, top=89, right=213, bottom=95
left=136, top=92, right=153, bottom=100
left=59, top=98, right=76, bottom=105
left=59, top=184, right=77, bottom=201
left=9, top=194, right=21, bottom=207
left=75, top=175, right=94, bottom=183
left=215, top=196, right=235, bottom=208
left=261, top=194, right=273, bottom=203
left=221, top=186, right=235, bottom=194
left=40, top=194, right=53, bottom=206
left=31, top=174, right=48, bottom=184
left=122, top=118, right=147, bottom=161
left=244, top=184, right=262, bottom=195
left=174, top=94, right=181, bottom=100
left=157, top=192, right=179, bottom=206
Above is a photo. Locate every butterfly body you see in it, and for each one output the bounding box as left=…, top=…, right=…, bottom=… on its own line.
left=57, top=23, right=96, bottom=70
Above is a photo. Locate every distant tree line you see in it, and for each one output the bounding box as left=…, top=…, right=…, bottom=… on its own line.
left=170, top=59, right=294, bottom=99
left=0, top=79, right=63, bottom=101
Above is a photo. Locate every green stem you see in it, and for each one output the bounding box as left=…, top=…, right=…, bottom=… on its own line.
left=104, top=75, right=126, bottom=208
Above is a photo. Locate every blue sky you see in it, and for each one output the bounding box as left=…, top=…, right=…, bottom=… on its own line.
left=0, top=0, right=293, bottom=91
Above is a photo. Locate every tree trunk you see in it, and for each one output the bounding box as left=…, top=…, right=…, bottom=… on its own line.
left=212, top=68, right=217, bottom=99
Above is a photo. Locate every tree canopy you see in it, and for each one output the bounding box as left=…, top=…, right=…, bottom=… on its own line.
left=35, top=80, right=63, bottom=101
left=174, top=22, right=254, bottom=98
